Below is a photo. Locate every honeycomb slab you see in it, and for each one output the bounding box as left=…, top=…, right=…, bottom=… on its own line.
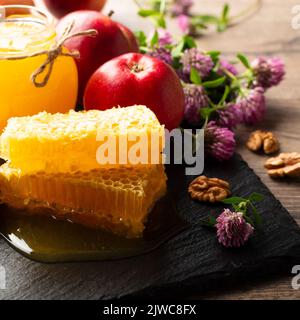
left=0, top=163, right=167, bottom=238
left=0, top=105, right=165, bottom=173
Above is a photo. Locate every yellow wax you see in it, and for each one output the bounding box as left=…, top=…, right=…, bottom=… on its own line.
left=0, top=18, right=78, bottom=130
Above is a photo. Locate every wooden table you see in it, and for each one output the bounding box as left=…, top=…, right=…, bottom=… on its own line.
left=107, top=0, right=300, bottom=299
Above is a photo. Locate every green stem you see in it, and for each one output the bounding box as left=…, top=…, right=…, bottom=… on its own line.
left=201, top=88, right=234, bottom=129
left=229, top=0, right=263, bottom=26
left=207, top=96, right=217, bottom=109
left=203, top=115, right=209, bottom=129
left=160, top=0, right=167, bottom=14
left=215, top=104, right=227, bottom=111
left=222, top=68, right=237, bottom=81
left=248, top=201, right=262, bottom=227
left=238, top=87, right=247, bottom=98
left=133, top=0, right=142, bottom=9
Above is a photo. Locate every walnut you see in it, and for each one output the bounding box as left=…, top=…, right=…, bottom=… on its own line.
left=247, top=130, right=280, bottom=155
left=188, top=176, right=231, bottom=203
left=265, top=153, right=300, bottom=178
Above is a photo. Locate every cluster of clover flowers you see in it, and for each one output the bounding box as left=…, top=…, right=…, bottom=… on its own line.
left=135, top=0, right=285, bottom=162
left=139, top=27, right=274, bottom=246
left=134, top=1, right=282, bottom=247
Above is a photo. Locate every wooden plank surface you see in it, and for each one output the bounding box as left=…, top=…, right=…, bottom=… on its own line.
left=107, top=0, right=300, bottom=299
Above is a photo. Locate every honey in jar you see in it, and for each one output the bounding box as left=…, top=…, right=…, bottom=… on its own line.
left=0, top=5, right=78, bottom=130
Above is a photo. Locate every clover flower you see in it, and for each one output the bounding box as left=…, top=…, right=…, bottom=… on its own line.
left=147, top=47, right=173, bottom=66
left=218, top=59, right=238, bottom=76
left=237, top=87, right=266, bottom=125
left=158, top=29, right=173, bottom=46
left=183, top=84, right=209, bottom=125
left=216, top=209, right=254, bottom=248
left=252, top=57, right=285, bottom=89
left=171, top=0, right=194, bottom=17
left=177, top=14, right=193, bottom=34
left=149, top=28, right=173, bottom=46
left=180, top=48, right=214, bottom=80
left=217, top=103, right=243, bottom=129
left=205, top=121, right=235, bottom=161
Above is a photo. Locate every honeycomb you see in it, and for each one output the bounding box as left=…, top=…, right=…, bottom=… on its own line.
left=0, top=163, right=167, bottom=238
left=0, top=105, right=165, bottom=173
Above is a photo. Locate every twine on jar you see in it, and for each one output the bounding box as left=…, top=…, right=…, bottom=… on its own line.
left=0, top=21, right=98, bottom=88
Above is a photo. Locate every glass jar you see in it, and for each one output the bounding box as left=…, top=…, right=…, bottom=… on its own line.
left=0, top=5, right=78, bottom=130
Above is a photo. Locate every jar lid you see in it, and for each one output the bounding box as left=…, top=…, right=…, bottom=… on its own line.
left=0, top=5, right=55, bottom=56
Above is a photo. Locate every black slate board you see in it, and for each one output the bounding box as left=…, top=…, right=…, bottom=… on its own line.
left=0, top=154, right=299, bottom=299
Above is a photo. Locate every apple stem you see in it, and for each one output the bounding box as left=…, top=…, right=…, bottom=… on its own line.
left=131, top=64, right=144, bottom=73
left=107, top=10, right=115, bottom=18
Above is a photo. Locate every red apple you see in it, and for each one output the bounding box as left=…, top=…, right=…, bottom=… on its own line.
left=57, top=10, right=139, bottom=103
left=117, top=23, right=139, bottom=52
left=41, top=0, right=106, bottom=18
left=84, top=53, right=185, bottom=130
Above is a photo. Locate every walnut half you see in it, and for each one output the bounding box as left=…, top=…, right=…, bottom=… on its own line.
left=188, top=176, right=231, bottom=203
left=247, top=130, right=280, bottom=155
left=265, top=152, right=300, bottom=178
